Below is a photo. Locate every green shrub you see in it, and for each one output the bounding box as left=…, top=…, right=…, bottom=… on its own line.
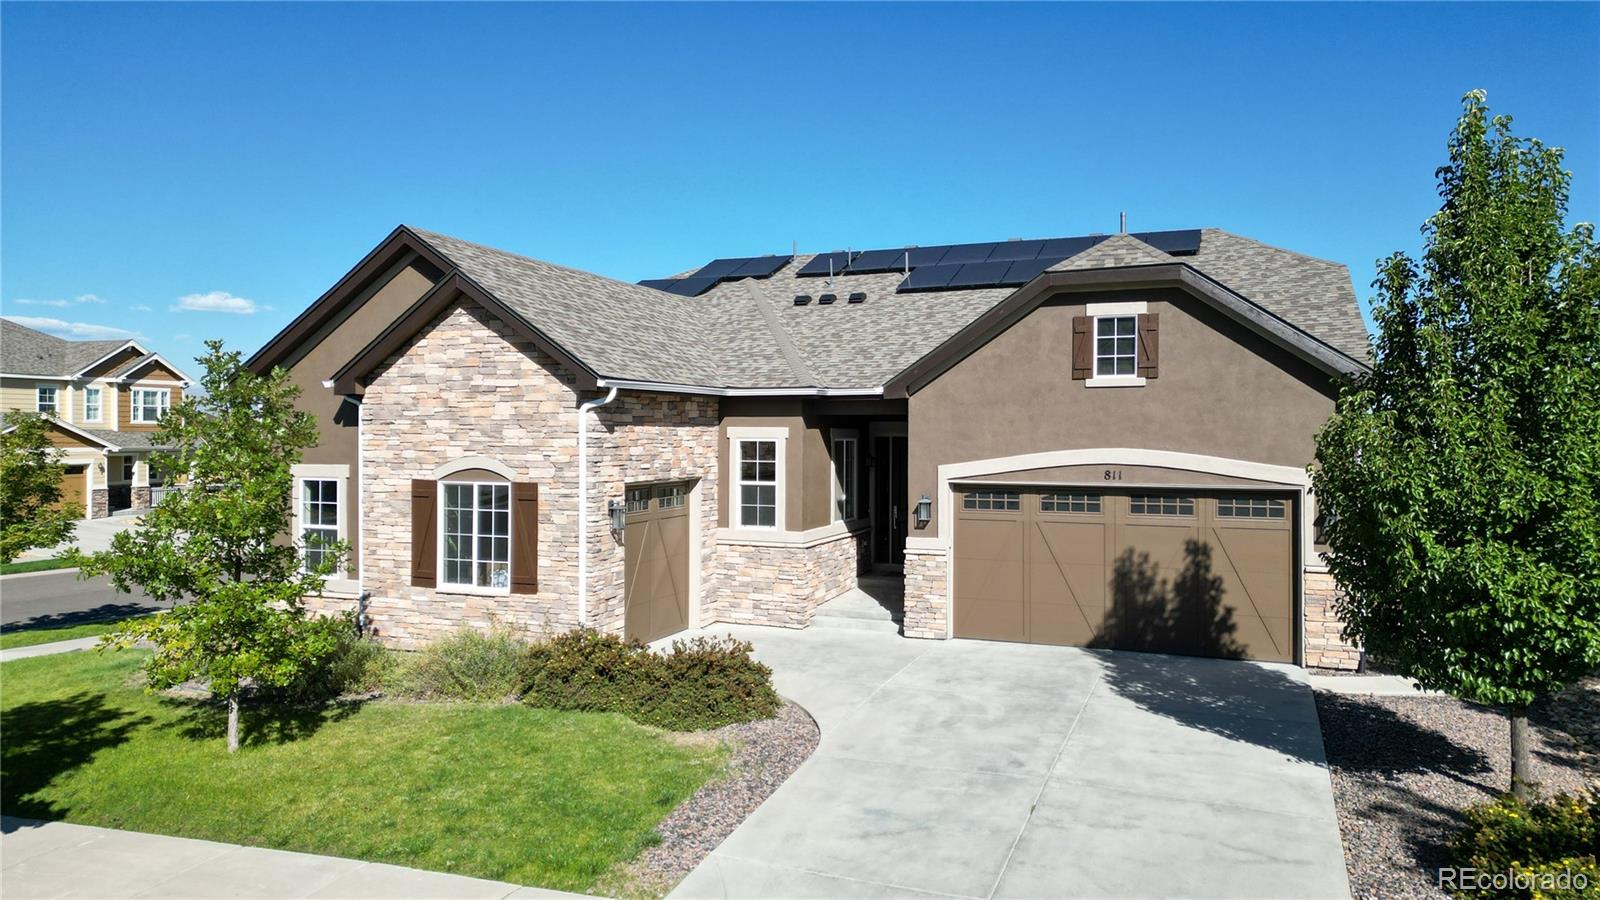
left=258, top=612, right=375, bottom=703
left=520, top=629, right=778, bottom=730
left=401, top=625, right=529, bottom=701
left=1449, top=792, right=1600, bottom=898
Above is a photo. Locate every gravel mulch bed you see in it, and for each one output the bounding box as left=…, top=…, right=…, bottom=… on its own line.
left=1317, top=677, right=1600, bottom=899
left=598, top=699, right=820, bottom=898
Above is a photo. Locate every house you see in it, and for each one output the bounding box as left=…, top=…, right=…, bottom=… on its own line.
left=249, top=224, right=1368, bottom=669
left=1, top=320, right=193, bottom=518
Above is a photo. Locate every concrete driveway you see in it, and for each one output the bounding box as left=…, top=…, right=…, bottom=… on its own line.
left=671, top=626, right=1349, bottom=899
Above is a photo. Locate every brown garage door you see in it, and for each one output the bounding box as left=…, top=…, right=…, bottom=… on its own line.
left=58, top=465, right=87, bottom=514
left=624, top=481, right=691, bottom=643
left=954, top=488, right=1295, bottom=662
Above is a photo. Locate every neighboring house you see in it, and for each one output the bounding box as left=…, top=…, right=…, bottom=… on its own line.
left=0, top=319, right=193, bottom=519
left=249, top=225, right=1368, bottom=669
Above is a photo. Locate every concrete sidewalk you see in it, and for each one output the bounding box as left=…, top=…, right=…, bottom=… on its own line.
left=1, top=817, right=593, bottom=899
left=0, top=636, right=100, bottom=663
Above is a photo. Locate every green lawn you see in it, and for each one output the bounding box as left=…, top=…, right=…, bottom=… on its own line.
left=1, top=650, right=727, bottom=891
left=0, top=557, right=76, bottom=576
left=0, top=619, right=133, bottom=650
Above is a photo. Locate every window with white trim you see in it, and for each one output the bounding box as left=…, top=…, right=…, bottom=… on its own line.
left=832, top=434, right=858, bottom=521
left=299, top=479, right=339, bottom=572
left=35, top=386, right=57, bottom=415
left=442, top=482, right=510, bottom=590
left=737, top=439, right=778, bottom=528
left=1040, top=492, right=1101, bottom=513
left=1095, top=316, right=1138, bottom=377
left=963, top=490, right=1020, bottom=511
left=131, top=389, right=169, bottom=423
left=1217, top=495, right=1286, bottom=519
left=83, top=387, right=102, bottom=422
left=1129, top=495, right=1195, bottom=516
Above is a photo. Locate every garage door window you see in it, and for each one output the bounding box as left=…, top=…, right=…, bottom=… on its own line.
left=1095, top=316, right=1138, bottom=376
left=1129, top=495, right=1195, bottom=516
left=657, top=484, right=685, bottom=509
left=1217, top=496, right=1286, bottom=519
left=1040, top=492, right=1101, bottom=513
left=737, top=439, right=778, bottom=528
left=963, top=490, right=1020, bottom=511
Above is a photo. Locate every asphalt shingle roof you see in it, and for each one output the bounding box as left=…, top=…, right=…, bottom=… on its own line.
left=0, top=320, right=131, bottom=377
left=406, top=225, right=1369, bottom=392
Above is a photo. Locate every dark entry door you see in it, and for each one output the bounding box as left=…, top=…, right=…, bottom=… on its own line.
left=872, top=436, right=908, bottom=566
left=624, top=482, right=691, bottom=643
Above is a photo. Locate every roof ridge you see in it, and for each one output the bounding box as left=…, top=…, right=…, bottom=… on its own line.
left=1201, top=228, right=1348, bottom=270
left=405, top=226, right=685, bottom=299
left=741, top=282, right=816, bottom=386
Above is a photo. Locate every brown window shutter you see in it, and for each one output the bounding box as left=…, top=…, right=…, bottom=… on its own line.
left=410, top=479, right=437, bottom=587
left=511, top=482, right=538, bottom=594
left=1071, top=316, right=1092, bottom=379
left=1137, top=313, right=1159, bottom=378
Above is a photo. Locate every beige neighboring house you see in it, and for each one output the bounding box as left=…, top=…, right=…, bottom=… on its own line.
left=1, top=319, right=193, bottom=519
left=249, top=225, right=1370, bottom=669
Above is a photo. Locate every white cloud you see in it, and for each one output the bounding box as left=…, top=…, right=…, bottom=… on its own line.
left=131, top=304, right=153, bottom=312
left=76, top=293, right=106, bottom=304
left=171, top=291, right=257, bottom=315
left=3, top=316, right=141, bottom=340
left=12, top=298, right=70, bottom=308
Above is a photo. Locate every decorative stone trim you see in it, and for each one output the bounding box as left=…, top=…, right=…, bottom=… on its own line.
left=902, top=548, right=948, bottom=639
left=1303, top=568, right=1360, bottom=670
left=130, top=486, right=151, bottom=511
left=90, top=487, right=109, bottom=519
left=708, top=529, right=863, bottom=628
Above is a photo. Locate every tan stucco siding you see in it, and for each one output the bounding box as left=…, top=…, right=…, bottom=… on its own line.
left=907, top=287, right=1339, bottom=538
left=716, top=398, right=842, bottom=532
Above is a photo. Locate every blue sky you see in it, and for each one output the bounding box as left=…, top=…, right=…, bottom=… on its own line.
left=3, top=2, right=1596, bottom=371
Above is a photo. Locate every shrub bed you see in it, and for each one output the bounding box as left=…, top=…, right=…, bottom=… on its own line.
left=521, top=630, right=779, bottom=731
left=1449, top=791, right=1600, bottom=898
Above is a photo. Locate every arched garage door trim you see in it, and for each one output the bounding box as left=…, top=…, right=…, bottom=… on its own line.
left=913, top=448, right=1314, bottom=648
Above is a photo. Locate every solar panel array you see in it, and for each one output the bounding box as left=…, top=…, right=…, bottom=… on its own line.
left=640, top=230, right=1201, bottom=297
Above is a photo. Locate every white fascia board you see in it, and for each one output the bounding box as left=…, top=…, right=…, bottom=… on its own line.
left=69, top=341, right=146, bottom=378
left=595, top=378, right=881, bottom=398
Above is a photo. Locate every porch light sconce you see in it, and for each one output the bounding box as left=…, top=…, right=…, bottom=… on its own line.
left=608, top=499, right=627, bottom=532
left=915, top=494, right=932, bottom=527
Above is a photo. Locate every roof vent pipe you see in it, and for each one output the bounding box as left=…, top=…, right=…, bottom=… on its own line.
left=1120, top=211, right=1127, bottom=234
left=576, top=385, right=619, bottom=626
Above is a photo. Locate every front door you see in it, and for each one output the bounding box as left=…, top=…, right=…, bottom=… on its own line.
left=872, top=436, right=908, bottom=566
left=623, top=481, right=692, bottom=643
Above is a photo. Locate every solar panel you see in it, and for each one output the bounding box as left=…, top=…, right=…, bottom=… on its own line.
left=845, top=249, right=909, bottom=274
left=691, top=258, right=749, bottom=280
left=1131, top=229, right=1202, bottom=255
left=986, top=240, right=1046, bottom=261
left=1038, top=235, right=1110, bottom=258
left=939, top=243, right=998, bottom=266
left=639, top=278, right=680, bottom=291
left=730, top=255, right=793, bottom=278
left=1000, top=257, right=1059, bottom=285
left=665, top=277, right=719, bottom=297
left=796, top=252, right=856, bottom=277
left=897, top=264, right=961, bottom=292
left=905, top=245, right=953, bottom=267
left=947, top=261, right=1012, bottom=288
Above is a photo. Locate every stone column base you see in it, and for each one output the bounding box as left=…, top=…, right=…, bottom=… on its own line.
left=90, top=488, right=109, bottom=519
left=131, top=486, right=152, bottom=511
left=902, top=549, right=949, bottom=639
left=1304, top=568, right=1360, bottom=670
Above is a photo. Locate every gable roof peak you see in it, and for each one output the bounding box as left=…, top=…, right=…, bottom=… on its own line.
left=1049, top=233, right=1174, bottom=272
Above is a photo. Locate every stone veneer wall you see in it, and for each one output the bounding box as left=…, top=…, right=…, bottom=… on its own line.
left=131, top=486, right=151, bottom=511
left=1303, top=567, right=1360, bottom=670
left=901, top=548, right=948, bottom=639
left=710, top=529, right=864, bottom=628
left=90, top=488, right=109, bottom=519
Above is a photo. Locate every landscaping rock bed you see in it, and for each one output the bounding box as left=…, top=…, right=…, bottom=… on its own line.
left=1317, top=677, right=1600, bottom=899
left=601, top=699, right=820, bottom=898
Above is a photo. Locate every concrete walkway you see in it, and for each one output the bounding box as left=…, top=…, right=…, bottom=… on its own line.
left=0, top=636, right=100, bottom=663
left=0, top=817, right=590, bottom=899
left=17, top=515, right=142, bottom=561
left=671, top=626, right=1351, bottom=899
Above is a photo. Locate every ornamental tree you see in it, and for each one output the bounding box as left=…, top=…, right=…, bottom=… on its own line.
left=73, top=341, right=349, bottom=752
left=1313, top=91, right=1600, bottom=799
left=0, top=410, right=78, bottom=564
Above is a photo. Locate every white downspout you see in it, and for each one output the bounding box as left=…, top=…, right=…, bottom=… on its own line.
left=576, top=386, right=619, bottom=627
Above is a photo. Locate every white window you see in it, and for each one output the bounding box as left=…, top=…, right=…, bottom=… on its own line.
left=131, top=389, right=169, bottom=423
left=35, top=386, right=57, bottom=415
left=83, top=387, right=102, bottom=422
left=441, top=482, right=510, bottom=590
left=1095, top=316, right=1138, bottom=377
left=832, top=433, right=858, bottom=521
left=299, top=479, right=339, bottom=572
left=737, top=440, right=779, bottom=528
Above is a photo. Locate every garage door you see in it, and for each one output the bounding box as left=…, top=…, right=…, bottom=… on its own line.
left=58, top=465, right=87, bottom=514
left=623, top=481, right=691, bottom=643
left=954, top=488, right=1295, bottom=662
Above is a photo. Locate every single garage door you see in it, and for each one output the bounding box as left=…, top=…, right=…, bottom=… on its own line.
left=58, top=465, right=87, bottom=514
left=623, top=481, right=691, bottom=643
left=954, top=488, right=1295, bottom=662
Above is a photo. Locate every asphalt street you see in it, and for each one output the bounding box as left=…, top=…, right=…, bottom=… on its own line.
left=0, top=570, right=172, bottom=630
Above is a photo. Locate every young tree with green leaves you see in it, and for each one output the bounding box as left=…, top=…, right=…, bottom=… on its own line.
left=1313, top=91, right=1600, bottom=799
left=1, top=410, right=78, bottom=564
left=74, top=341, right=350, bottom=752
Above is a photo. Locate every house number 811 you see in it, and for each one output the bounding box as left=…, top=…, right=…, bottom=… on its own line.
left=1104, top=469, right=1123, bottom=481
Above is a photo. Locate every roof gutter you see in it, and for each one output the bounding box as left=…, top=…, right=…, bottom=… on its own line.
left=576, top=386, right=619, bottom=627
left=593, top=378, right=881, bottom=398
